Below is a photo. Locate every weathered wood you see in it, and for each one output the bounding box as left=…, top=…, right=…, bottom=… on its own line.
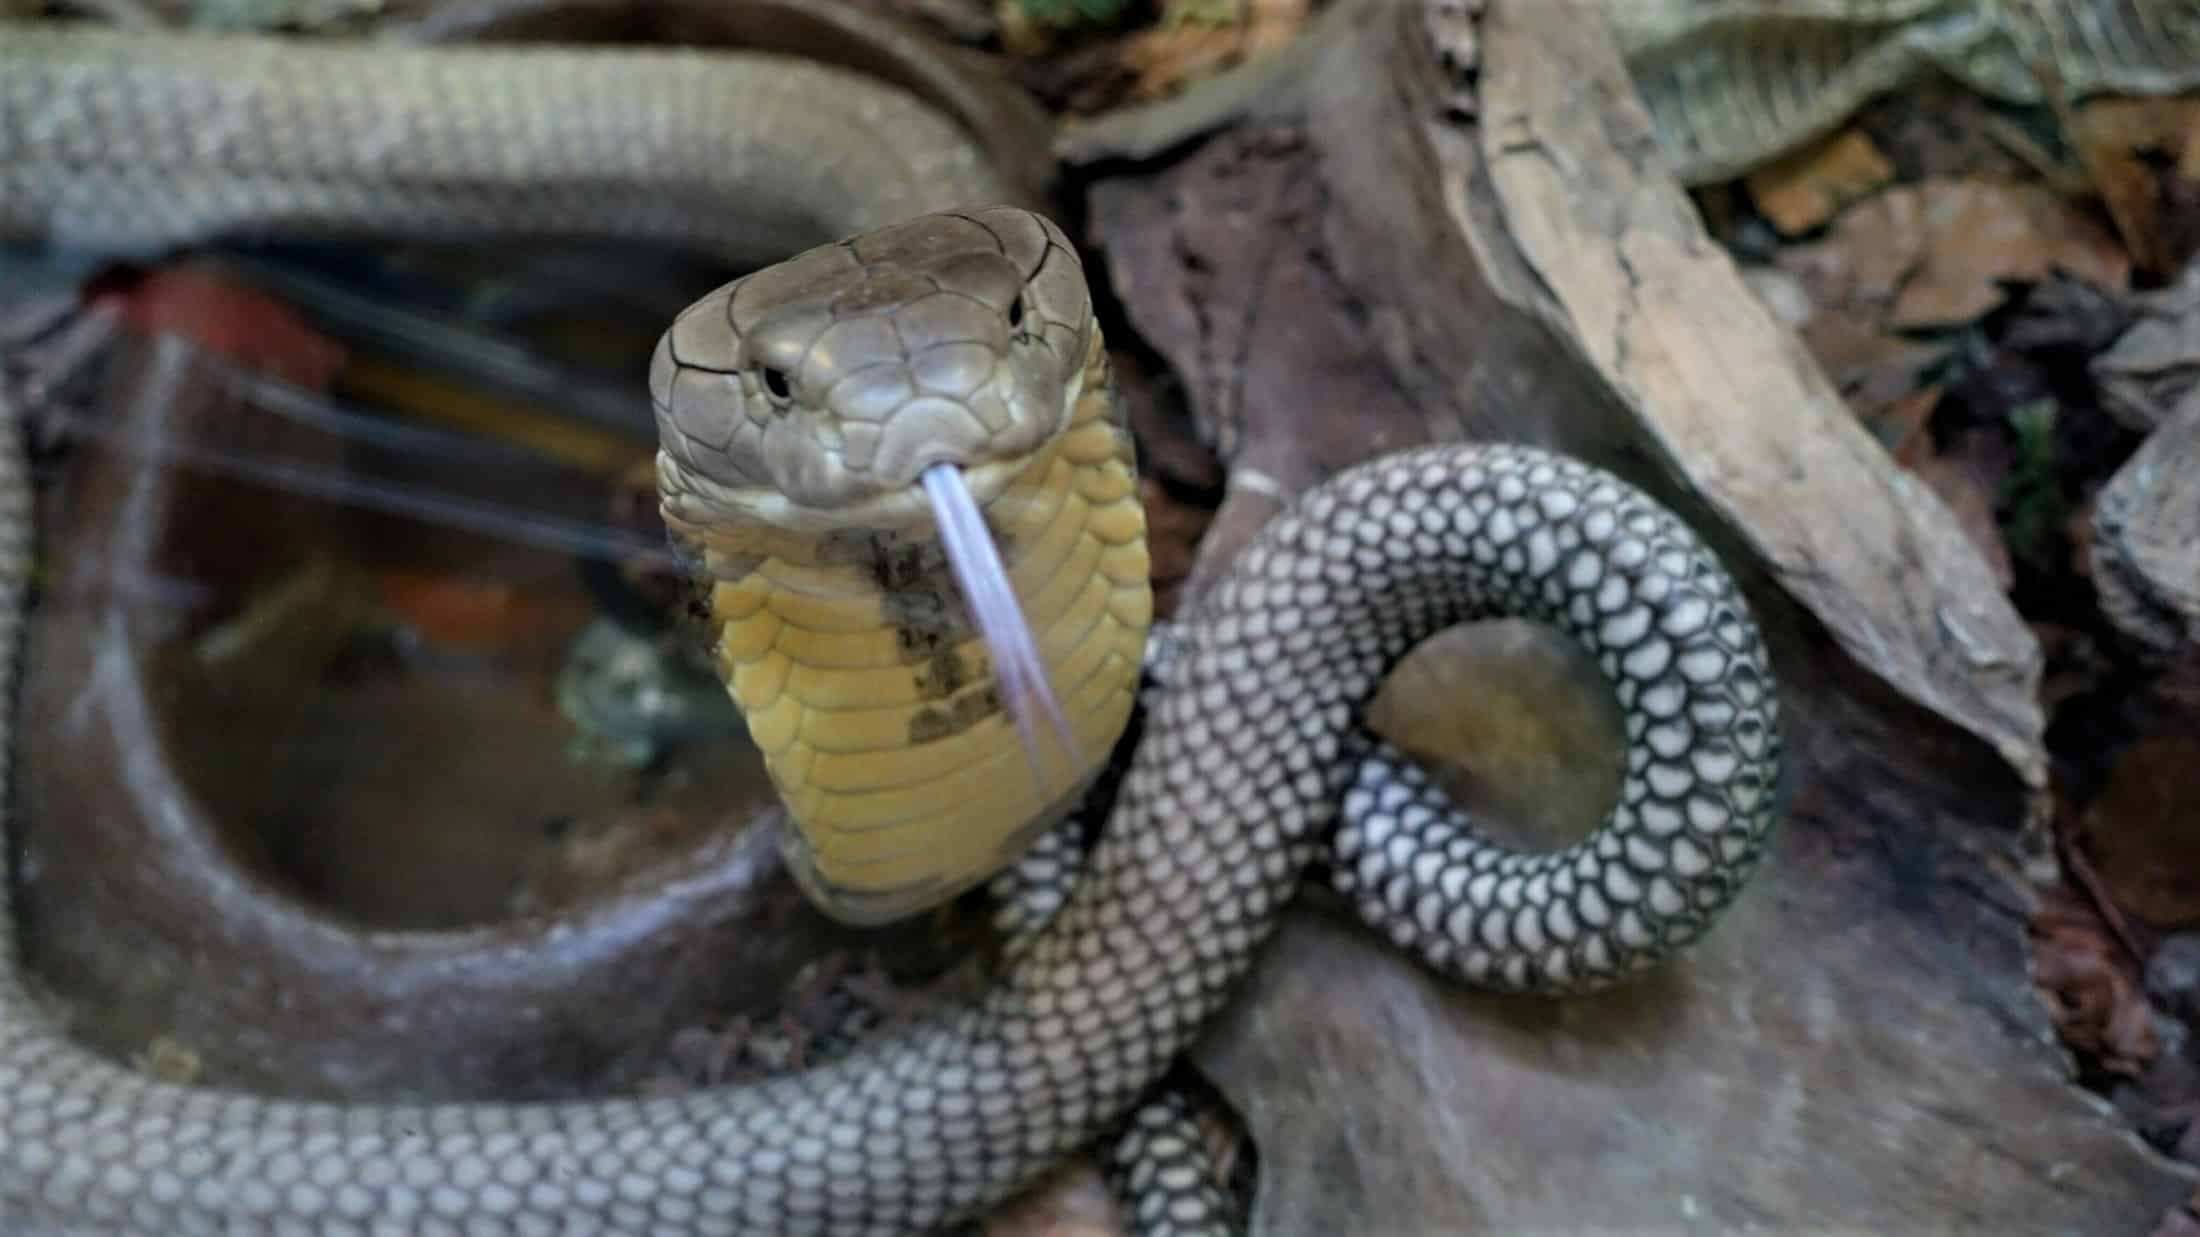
left=2091, top=388, right=2200, bottom=658
left=1083, top=0, right=2194, bottom=1229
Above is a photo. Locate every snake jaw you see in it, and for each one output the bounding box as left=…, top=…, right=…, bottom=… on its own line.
left=921, top=461, right=1080, bottom=789
left=655, top=447, right=1038, bottom=535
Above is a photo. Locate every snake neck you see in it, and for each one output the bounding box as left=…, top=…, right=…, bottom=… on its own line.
left=680, top=331, right=1152, bottom=925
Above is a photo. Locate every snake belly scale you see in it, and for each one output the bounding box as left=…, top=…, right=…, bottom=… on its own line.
left=0, top=19, right=1782, bottom=1236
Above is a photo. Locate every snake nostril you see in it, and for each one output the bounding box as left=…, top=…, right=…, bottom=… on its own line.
left=1007, top=295, right=1024, bottom=332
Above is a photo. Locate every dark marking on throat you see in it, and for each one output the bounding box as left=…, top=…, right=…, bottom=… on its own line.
left=819, top=509, right=1023, bottom=741
left=819, top=528, right=1005, bottom=724
left=906, top=683, right=1005, bottom=746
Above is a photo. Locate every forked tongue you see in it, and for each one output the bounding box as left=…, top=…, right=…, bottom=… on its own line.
left=920, top=462, right=1079, bottom=788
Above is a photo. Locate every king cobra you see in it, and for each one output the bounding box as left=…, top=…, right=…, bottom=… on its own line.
left=0, top=15, right=1781, bottom=1234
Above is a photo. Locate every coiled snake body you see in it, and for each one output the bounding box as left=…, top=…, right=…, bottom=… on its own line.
left=0, top=18, right=1781, bottom=1235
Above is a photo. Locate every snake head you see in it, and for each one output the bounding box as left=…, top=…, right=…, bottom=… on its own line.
left=651, top=207, right=1103, bottom=814
left=650, top=206, right=1094, bottom=532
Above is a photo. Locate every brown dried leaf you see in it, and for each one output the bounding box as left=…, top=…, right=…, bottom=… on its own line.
left=1745, top=129, right=1896, bottom=237
left=1886, top=393, right=2016, bottom=592
left=2077, top=737, right=2200, bottom=928
left=1886, top=179, right=2131, bottom=330
left=1112, top=0, right=1309, bottom=104
left=1775, top=190, right=1926, bottom=321
left=1779, top=179, right=2132, bottom=331
left=2071, top=97, right=2200, bottom=279
left=2029, top=882, right=2159, bottom=1077
left=1008, top=0, right=1309, bottom=114
left=1796, top=311, right=1949, bottom=426
left=1875, top=383, right=1942, bottom=457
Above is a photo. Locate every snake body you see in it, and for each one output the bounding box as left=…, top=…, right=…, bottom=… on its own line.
left=0, top=16, right=1780, bottom=1234
left=0, top=22, right=1017, bottom=263
left=1612, top=0, right=2200, bottom=183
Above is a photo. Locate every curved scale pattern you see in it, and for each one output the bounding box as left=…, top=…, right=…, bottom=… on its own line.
left=1106, top=1089, right=1237, bottom=1237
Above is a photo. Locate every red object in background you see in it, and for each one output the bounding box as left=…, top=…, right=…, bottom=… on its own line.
left=91, top=263, right=348, bottom=391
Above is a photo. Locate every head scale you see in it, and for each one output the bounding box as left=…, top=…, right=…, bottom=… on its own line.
left=651, top=207, right=1094, bottom=532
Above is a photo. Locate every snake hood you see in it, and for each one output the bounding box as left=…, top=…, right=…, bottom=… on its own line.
left=652, top=207, right=1095, bottom=532
left=649, top=207, right=1141, bottom=921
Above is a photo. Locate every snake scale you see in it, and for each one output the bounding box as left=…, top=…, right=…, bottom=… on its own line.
left=0, top=10, right=1782, bottom=1235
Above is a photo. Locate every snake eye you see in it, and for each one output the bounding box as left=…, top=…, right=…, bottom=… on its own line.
left=757, top=365, right=793, bottom=403
left=1007, top=295, right=1025, bottom=332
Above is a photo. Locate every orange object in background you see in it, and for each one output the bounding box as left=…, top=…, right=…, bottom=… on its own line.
left=93, top=263, right=349, bottom=391
left=372, top=567, right=595, bottom=657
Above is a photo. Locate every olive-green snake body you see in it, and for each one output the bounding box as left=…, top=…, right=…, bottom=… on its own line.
left=0, top=15, right=1782, bottom=1234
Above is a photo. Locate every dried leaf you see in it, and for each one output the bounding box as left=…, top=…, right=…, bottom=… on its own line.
left=1112, top=0, right=1308, bottom=104
left=1775, top=190, right=1926, bottom=321
left=1796, top=311, right=1949, bottom=426
left=1876, top=383, right=1943, bottom=458
left=1745, top=129, right=1896, bottom=237
left=2071, top=97, right=2200, bottom=279
left=2077, top=737, right=2200, bottom=928
left=1780, top=179, right=2132, bottom=331
left=1886, top=179, right=2131, bottom=329
left=2030, top=882, right=2159, bottom=1077
left=1888, top=393, right=2016, bottom=591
